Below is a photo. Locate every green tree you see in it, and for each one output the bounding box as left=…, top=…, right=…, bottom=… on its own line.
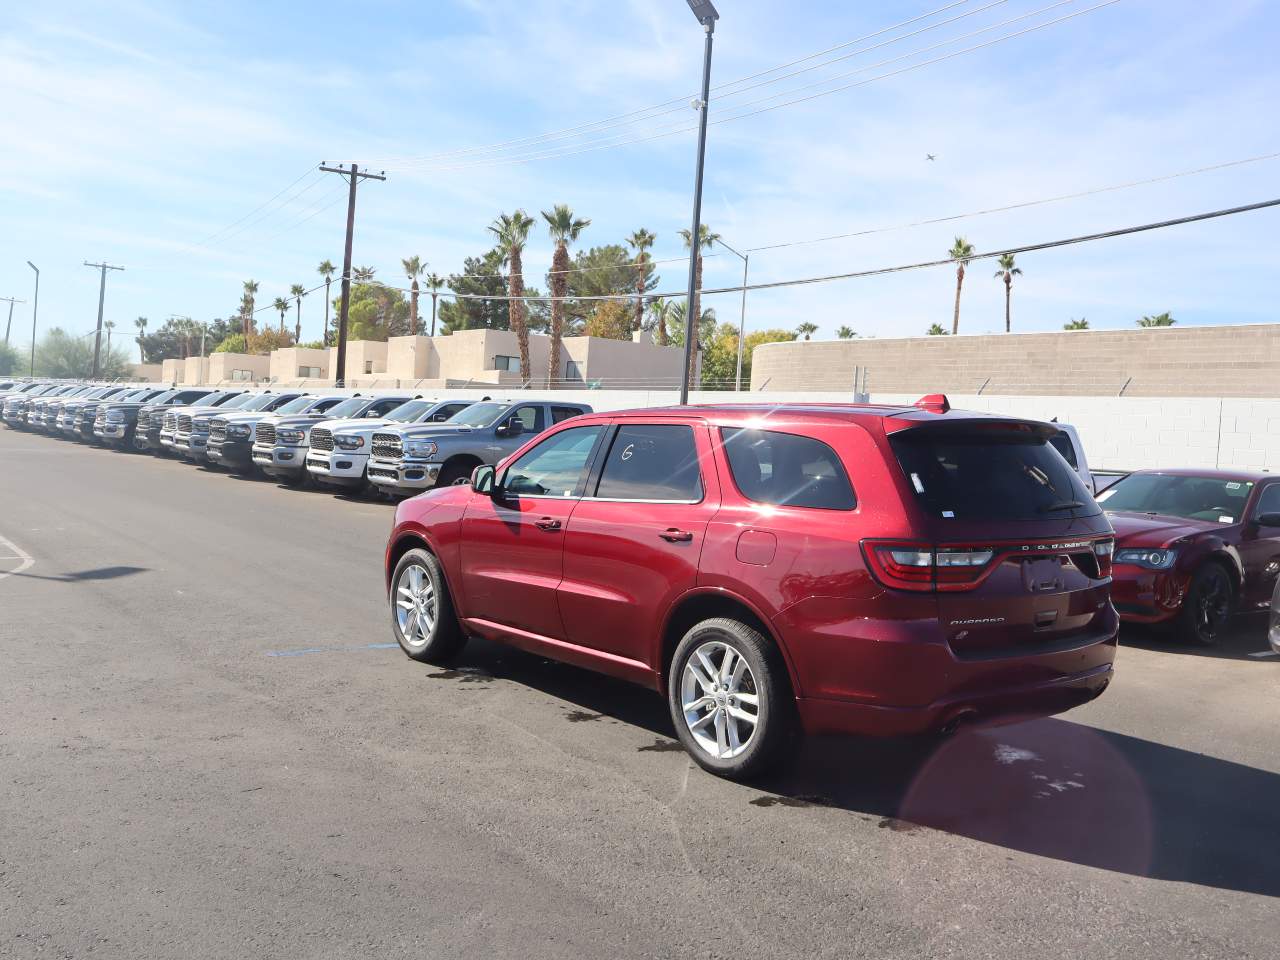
left=948, top=236, right=975, bottom=335
left=440, top=249, right=515, bottom=335
left=647, top=297, right=672, bottom=347
left=993, top=253, right=1022, bottom=333
left=215, top=333, right=248, bottom=353
left=272, top=296, right=289, bottom=334
left=678, top=224, right=721, bottom=390
left=353, top=265, right=377, bottom=282
left=625, top=228, right=656, bottom=332
left=566, top=244, right=658, bottom=337
left=33, top=328, right=132, bottom=379
left=242, top=279, right=259, bottom=337
left=424, top=273, right=444, bottom=337
left=1064, top=317, right=1090, bottom=330
left=290, top=284, right=306, bottom=342
left=796, top=321, right=819, bottom=340
left=402, top=256, right=425, bottom=334
left=336, top=280, right=410, bottom=342
left=1138, top=312, right=1175, bottom=327
left=699, top=324, right=796, bottom=390
left=104, top=319, right=116, bottom=356
left=927, top=323, right=948, bottom=336
left=0, top=341, right=20, bottom=376
left=139, top=316, right=231, bottom=361
left=317, top=260, right=336, bottom=344
left=542, top=204, right=590, bottom=388
left=836, top=325, right=857, bottom=339
left=252, top=328, right=296, bottom=353
left=134, top=316, right=148, bottom=362
left=583, top=300, right=633, bottom=340
left=489, top=211, right=536, bottom=380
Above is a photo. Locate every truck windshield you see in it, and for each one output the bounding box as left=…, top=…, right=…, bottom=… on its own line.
left=273, top=396, right=318, bottom=415
left=214, top=393, right=256, bottom=409
left=322, top=397, right=369, bottom=419
left=1097, top=473, right=1255, bottom=524
left=146, top=391, right=178, bottom=405
left=240, top=393, right=286, bottom=412
left=447, top=402, right=507, bottom=427
left=890, top=428, right=1098, bottom=520
left=384, top=399, right=434, bottom=422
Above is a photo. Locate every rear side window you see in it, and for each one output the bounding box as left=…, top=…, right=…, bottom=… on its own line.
left=594, top=424, right=702, bottom=502
left=1048, top=432, right=1078, bottom=468
left=551, top=405, right=585, bottom=424
left=720, top=428, right=856, bottom=510
left=891, top=429, right=1099, bottom=520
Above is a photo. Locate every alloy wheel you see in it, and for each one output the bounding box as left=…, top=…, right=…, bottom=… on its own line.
left=395, top=563, right=437, bottom=648
left=680, top=640, right=760, bottom=760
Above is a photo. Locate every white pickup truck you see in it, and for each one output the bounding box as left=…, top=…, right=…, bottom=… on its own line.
left=1045, top=423, right=1126, bottom=495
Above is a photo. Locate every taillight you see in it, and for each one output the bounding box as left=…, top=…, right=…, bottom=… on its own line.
left=863, top=541, right=995, bottom=592
left=1093, top=538, right=1114, bottom=579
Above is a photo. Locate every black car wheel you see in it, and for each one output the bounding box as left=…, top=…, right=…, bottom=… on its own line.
left=1177, top=562, right=1234, bottom=646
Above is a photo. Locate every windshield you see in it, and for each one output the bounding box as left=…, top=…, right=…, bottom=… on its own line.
left=385, top=399, right=434, bottom=422
left=273, top=395, right=318, bottom=415
left=145, top=390, right=178, bottom=405
left=240, top=393, right=287, bottom=412
left=214, top=393, right=255, bottom=409
left=447, top=402, right=507, bottom=427
left=890, top=428, right=1098, bottom=520
left=323, top=397, right=370, bottom=419
left=1097, top=473, right=1255, bottom=524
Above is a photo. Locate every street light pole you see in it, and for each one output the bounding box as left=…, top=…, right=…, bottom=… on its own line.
left=26, top=262, right=39, bottom=376
left=679, top=0, right=719, bottom=406
left=715, top=238, right=750, bottom=391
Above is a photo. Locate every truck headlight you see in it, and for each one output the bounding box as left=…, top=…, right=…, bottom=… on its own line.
left=334, top=435, right=364, bottom=450
left=404, top=440, right=438, bottom=458
left=277, top=428, right=305, bottom=444
left=1114, top=547, right=1177, bottom=570
left=227, top=424, right=252, bottom=438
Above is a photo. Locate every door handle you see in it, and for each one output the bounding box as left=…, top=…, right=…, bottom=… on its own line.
left=659, top=528, right=693, bottom=543
left=534, top=517, right=561, bottom=531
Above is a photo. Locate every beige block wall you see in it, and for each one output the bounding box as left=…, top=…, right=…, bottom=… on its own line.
left=207, top=352, right=270, bottom=384
left=328, top=340, right=388, bottom=380
left=160, top=359, right=181, bottom=383
left=132, top=362, right=163, bottom=382
left=750, top=324, right=1280, bottom=397
left=270, top=347, right=330, bottom=383
left=180, top=357, right=209, bottom=385
left=567, top=334, right=687, bottom=388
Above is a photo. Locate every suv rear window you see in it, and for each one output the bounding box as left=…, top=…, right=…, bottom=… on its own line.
left=594, top=424, right=702, bottom=502
left=890, top=428, right=1098, bottom=520
left=720, top=428, right=855, bottom=510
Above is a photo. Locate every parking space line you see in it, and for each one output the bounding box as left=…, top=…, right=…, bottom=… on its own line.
left=266, top=642, right=399, bottom=658
left=1247, top=650, right=1278, bottom=659
left=0, top=535, right=34, bottom=580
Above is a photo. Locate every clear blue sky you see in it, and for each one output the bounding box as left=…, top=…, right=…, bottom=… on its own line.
left=2, top=0, right=1278, bottom=348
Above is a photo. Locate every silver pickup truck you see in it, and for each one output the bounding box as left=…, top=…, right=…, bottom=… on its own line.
left=366, top=399, right=592, bottom=495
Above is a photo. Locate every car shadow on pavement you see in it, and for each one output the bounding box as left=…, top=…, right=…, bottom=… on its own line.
left=1119, top=617, right=1272, bottom=662
left=446, top=637, right=1279, bottom=900
left=8, top=565, right=149, bottom=583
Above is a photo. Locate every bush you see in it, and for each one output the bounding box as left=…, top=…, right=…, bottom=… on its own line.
left=214, top=333, right=248, bottom=354
left=0, top=341, right=21, bottom=376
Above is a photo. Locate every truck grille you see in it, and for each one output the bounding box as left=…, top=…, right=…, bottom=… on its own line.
left=163, top=412, right=178, bottom=432
left=257, top=423, right=276, bottom=446
left=372, top=433, right=403, bottom=461
left=209, top=419, right=227, bottom=441
left=310, top=428, right=334, bottom=452
left=177, top=415, right=193, bottom=433
left=150, top=410, right=165, bottom=430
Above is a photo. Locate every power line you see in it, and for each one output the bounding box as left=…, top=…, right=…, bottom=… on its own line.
left=193, top=167, right=319, bottom=246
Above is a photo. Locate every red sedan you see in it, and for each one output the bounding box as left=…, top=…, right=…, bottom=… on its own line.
left=1099, top=469, right=1280, bottom=644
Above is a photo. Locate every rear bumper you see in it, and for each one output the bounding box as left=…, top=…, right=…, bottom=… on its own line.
left=797, top=660, right=1115, bottom=736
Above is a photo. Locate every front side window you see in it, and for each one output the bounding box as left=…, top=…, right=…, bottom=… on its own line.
left=509, top=405, right=544, bottom=433
left=503, top=426, right=603, bottom=498
left=1098, top=473, right=1254, bottom=524
left=720, top=428, right=856, bottom=510
left=594, top=424, right=702, bottom=502
left=1256, top=484, right=1280, bottom=520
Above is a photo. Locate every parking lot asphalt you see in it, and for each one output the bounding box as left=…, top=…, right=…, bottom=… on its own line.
left=2, top=426, right=1278, bottom=960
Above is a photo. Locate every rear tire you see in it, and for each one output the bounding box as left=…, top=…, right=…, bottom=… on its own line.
left=1177, top=562, right=1234, bottom=646
left=389, top=548, right=467, bottom=663
left=668, top=617, right=793, bottom=781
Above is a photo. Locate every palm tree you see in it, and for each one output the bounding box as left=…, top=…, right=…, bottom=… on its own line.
left=678, top=224, right=722, bottom=389
left=242, top=279, right=259, bottom=337
left=927, top=323, right=948, bottom=336
left=626, top=228, right=656, bottom=332
left=134, top=316, right=148, bottom=362
left=317, top=260, right=335, bottom=345
left=424, top=273, right=444, bottom=337
left=836, top=325, right=857, bottom=339
left=796, top=321, right=819, bottom=340
left=402, top=256, right=425, bottom=334
left=993, top=253, right=1022, bottom=333
left=541, top=204, right=591, bottom=388
left=272, top=296, right=290, bottom=334
left=1137, top=312, right=1175, bottom=327
left=104, top=320, right=115, bottom=356
left=1064, top=317, right=1089, bottom=330
left=353, top=265, right=376, bottom=282
left=290, top=284, right=306, bottom=342
left=489, top=211, right=536, bottom=381
left=948, top=237, right=975, bottom=335
left=647, top=298, right=672, bottom=347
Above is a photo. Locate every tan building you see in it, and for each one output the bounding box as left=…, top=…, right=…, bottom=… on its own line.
left=269, top=347, right=331, bottom=384
left=131, top=362, right=163, bottom=382
left=750, top=323, right=1280, bottom=398
left=208, top=352, right=270, bottom=384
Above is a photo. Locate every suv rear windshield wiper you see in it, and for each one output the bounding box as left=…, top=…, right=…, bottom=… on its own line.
left=1039, top=500, right=1084, bottom=512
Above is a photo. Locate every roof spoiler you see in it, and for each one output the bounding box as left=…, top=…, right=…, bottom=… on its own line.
left=913, top=393, right=950, bottom=414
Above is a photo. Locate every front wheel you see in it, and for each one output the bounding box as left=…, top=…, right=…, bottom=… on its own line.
left=668, top=618, right=793, bottom=780
left=1177, top=562, right=1234, bottom=646
left=389, top=548, right=467, bottom=663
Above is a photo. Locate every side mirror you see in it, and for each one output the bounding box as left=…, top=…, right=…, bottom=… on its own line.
left=471, top=464, right=496, bottom=496
left=1256, top=511, right=1280, bottom=528
left=496, top=416, right=524, bottom=439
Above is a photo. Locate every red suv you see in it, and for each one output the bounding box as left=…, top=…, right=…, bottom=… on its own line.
left=385, top=399, right=1118, bottom=778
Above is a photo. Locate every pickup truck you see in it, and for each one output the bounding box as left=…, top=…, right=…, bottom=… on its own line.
left=158, top=390, right=251, bottom=454
left=303, top=396, right=476, bottom=491
left=3, top=384, right=68, bottom=428
left=366, top=399, right=593, bottom=496
left=187, top=391, right=304, bottom=466
left=54, top=387, right=125, bottom=434
left=1046, top=423, right=1126, bottom=495
left=129, top=389, right=216, bottom=451
left=33, top=386, right=96, bottom=432
left=71, top=387, right=164, bottom=441
left=210, top=393, right=345, bottom=473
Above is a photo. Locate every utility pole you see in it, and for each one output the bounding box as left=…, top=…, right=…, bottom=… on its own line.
left=84, top=261, right=124, bottom=379
left=318, top=162, right=385, bottom=386
left=679, top=0, right=719, bottom=405
left=26, top=262, right=39, bottom=376
left=1, top=297, right=24, bottom=347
